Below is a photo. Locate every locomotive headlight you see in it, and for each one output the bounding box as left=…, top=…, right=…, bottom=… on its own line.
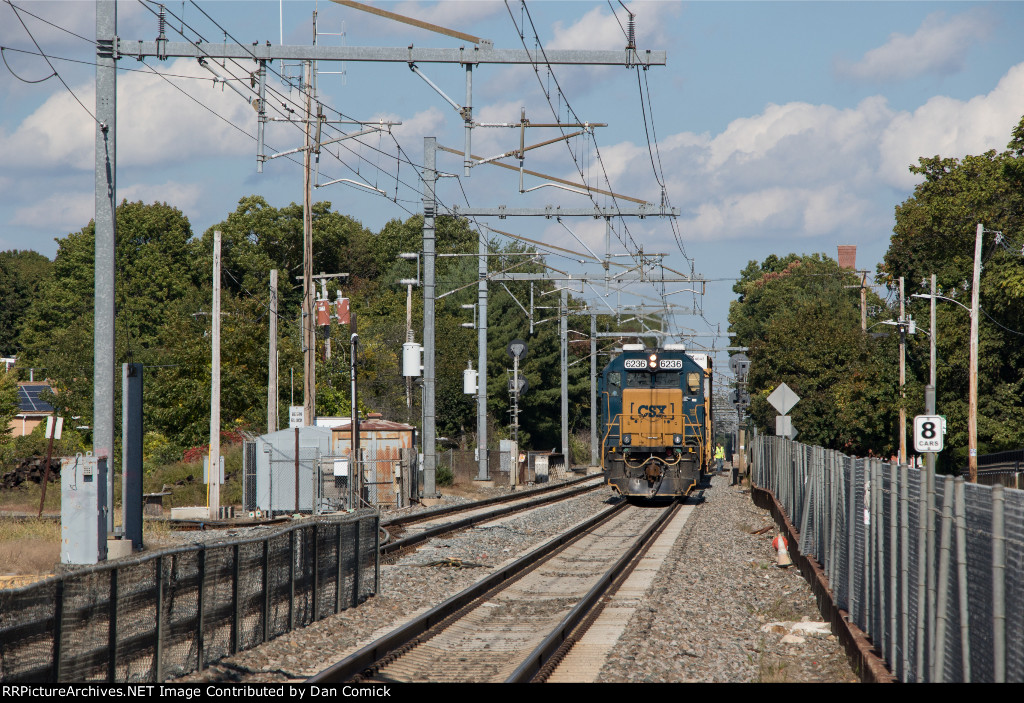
left=673, top=435, right=682, bottom=445
left=622, top=434, right=632, bottom=446
left=648, top=353, right=658, bottom=369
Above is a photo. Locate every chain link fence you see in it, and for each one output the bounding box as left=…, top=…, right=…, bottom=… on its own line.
left=752, top=435, right=1024, bottom=682
left=0, top=511, right=379, bottom=683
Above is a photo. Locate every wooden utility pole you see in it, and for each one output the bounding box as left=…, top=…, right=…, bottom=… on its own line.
left=860, top=271, right=868, bottom=332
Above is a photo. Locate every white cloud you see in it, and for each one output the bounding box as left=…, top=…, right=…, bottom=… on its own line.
left=0, top=58, right=257, bottom=172
left=607, top=61, right=1024, bottom=245
left=386, top=105, right=447, bottom=146
left=11, top=191, right=93, bottom=232
left=120, top=181, right=205, bottom=213
left=835, top=10, right=992, bottom=82
left=878, top=63, right=1024, bottom=189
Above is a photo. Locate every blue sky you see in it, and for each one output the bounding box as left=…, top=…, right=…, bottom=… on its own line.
left=2, top=1, right=1024, bottom=376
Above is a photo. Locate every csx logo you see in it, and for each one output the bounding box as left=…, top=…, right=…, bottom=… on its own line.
left=637, top=405, right=668, bottom=418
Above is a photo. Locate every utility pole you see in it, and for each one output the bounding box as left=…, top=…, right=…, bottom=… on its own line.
left=561, top=286, right=569, bottom=465
left=476, top=227, right=488, bottom=480
left=969, top=223, right=983, bottom=482
left=302, top=60, right=315, bottom=427
left=926, top=273, right=936, bottom=475
left=209, top=230, right=222, bottom=519
left=422, top=137, right=438, bottom=499
left=268, top=268, right=279, bottom=433
left=95, top=0, right=117, bottom=535
left=861, top=271, right=868, bottom=332
left=899, top=276, right=906, bottom=465
left=590, top=311, right=598, bottom=468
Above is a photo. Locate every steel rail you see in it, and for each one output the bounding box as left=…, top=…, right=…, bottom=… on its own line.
left=508, top=498, right=686, bottom=682
left=381, top=478, right=602, bottom=556
left=307, top=499, right=628, bottom=683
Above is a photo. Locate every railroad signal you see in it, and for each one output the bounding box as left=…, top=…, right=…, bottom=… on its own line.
left=507, top=339, right=528, bottom=361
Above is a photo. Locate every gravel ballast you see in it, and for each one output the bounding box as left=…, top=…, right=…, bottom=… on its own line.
left=176, top=472, right=860, bottom=683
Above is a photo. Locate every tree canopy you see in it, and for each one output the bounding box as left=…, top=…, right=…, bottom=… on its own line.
left=4, top=198, right=597, bottom=460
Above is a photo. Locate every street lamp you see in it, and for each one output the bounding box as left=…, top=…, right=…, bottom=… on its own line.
left=912, top=287, right=977, bottom=481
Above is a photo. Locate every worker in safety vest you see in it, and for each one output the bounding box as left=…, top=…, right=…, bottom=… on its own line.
left=715, top=443, right=725, bottom=472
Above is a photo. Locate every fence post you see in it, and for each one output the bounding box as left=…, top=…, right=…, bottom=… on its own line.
left=52, top=579, right=64, bottom=682
left=262, top=539, right=271, bottom=644
left=868, top=462, right=876, bottom=642
left=336, top=522, right=344, bottom=614
left=916, top=465, right=927, bottom=682
left=288, top=530, right=295, bottom=632
left=313, top=525, right=320, bottom=623
left=197, top=548, right=206, bottom=672
left=107, top=567, right=118, bottom=682
left=155, top=556, right=164, bottom=682
left=926, top=463, right=937, bottom=677
left=889, top=463, right=898, bottom=676
left=232, top=544, right=240, bottom=654
left=933, top=475, right=953, bottom=682
left=954, top=478, right=970, bottom=681
left=847, top=458, right=856, bottom=626
left=352, top=519, right=361, bottom=608
left=992, top=484, right=1005, bottom=682
left=900, top=464, right=910, bottom=681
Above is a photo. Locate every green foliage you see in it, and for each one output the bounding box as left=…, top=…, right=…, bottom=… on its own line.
left=435, top=462, right=454, bottom=487
left=2, top=199, right=603, bottom=470
left=730, top=254, right=900, bottom=455
left=0, top=370, right=19, bottom=444
left=0, top=250, right=52, bottom=357
left=881, top=119, right=1024, bottom=469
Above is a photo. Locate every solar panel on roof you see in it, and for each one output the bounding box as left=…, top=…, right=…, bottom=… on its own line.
left=18, top=385, right=55, bottom=414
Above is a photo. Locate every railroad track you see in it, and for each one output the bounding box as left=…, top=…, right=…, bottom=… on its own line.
left=380, top=475, right=603, bottom=558
left=309, top=492, right=700, bottom=683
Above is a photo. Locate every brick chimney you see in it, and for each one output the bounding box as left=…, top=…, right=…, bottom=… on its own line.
left=837, top=245, right=857, bottom=271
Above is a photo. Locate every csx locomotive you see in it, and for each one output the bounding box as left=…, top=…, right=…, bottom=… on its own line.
left=599, top=344, right=713, bottom=499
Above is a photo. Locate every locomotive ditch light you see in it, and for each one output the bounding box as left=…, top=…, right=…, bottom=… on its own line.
left=622, top=434, right=632, bottom=446
left=673, top=435, right=682, bottom=445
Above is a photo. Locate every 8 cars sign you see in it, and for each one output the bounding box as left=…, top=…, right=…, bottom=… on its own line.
left=913, top=415, right=944, bottom=453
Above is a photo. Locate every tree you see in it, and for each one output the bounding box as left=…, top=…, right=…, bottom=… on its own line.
left=18, top=201, right=197, bottom=436
left=881, top=117, right=1024, bottom=469
left=730, top=254, right=900, bottom=455
left=0, top=250, right=52, bottom=357
left=0, top=369, right=18, bottom=444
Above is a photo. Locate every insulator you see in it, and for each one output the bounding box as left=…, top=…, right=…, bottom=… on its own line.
left=627, top=15, right=636, bottom=49
left=158, top=5, right=166, bottom=39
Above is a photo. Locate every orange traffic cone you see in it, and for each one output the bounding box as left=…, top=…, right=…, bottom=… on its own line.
left=772, top=533, right=792, bottom=568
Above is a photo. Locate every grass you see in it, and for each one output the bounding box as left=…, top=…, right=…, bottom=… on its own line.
left=0, top=442, right=247, bottom=578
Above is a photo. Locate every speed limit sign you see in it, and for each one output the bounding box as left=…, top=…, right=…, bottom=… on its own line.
left=913, top=415, right=944, bottom=453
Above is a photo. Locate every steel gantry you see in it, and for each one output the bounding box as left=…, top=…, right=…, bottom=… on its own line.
left=93, top=0, right=670, bottom=508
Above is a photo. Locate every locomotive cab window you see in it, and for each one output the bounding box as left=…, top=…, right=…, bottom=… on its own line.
left=654, top=372, right=681, bottom=389
left=626, top=372, right=652, bottom=388
left=607, top=372, right=621, bottom=397
left=687, top=372, right=701, bottom=393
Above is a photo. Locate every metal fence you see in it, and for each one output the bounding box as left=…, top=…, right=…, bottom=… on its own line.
left=0, top=511, right=379, bottom=683
left=752, top=435, right=1024, bottom=682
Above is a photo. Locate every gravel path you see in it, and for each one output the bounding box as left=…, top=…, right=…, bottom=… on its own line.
left=176, top=472, right=860, bottom=683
